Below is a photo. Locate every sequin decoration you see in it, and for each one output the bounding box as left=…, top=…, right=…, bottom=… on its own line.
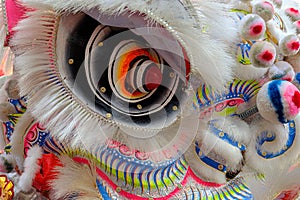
left=0, top=175, right=14, bottom=200
left=194, top=79, right=261, bottom=117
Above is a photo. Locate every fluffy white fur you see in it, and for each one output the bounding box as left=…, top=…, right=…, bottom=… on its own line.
left=251, top=0, right=275, bottom=22
left=0, top=102, right=16, bottom=122
left=231, top=0, right=252, bottom=12
left=245, top=164, right=300, bottom=200
left=185, top=117, right=251, bottom=184
left=11, top=0, right=239, bottom=163
left=77, top=99, right=199, bottom=161
left=287, top=50, right=300, bottom=73
left=245, top=116, right=300, bottom=174
left=0, top=154, right=16, bottom=173
left=49, top=156, right=101, bottom=200
left=185, top=144, right=228, bottom=183
left=13, top=8, right=198, bottom=160
left=268, top=61, right=295, bottom=80
left=0, top=126, right=6, bottom=150
left=200, top=117, right=251, bottom=167
left=18, top=145, right=43, bottom=192
left=0, top=76, right=9, bottom=103
left=3, top=74, right=20, bottom=99
left=21, top=0, right=237, bottom=91
left=266, top=3, right=297, bottom=44
left=0, top=1, right=8, bottom=61
left=234, top=63, right=269, bottom=80
left=10, top=112, right=35, bottom=170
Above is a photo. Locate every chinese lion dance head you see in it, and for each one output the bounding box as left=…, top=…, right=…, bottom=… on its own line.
left=0, top=0, right=300, bottom=199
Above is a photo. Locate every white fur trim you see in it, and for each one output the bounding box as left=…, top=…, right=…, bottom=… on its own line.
left=20, top=0, right=237, bottom=90
left=245, top=116, right=300, bottom=174
left=12, top=6, right=199, bottom=159
left=234, top=63, right=269, bottom=80
left=0, top=0, right=8, bottom=60
left=185, top=144, right=227, bottom=184
left=10, top=112, right=35, bottom=170
left=18, top=145, right=43, bottom=192
left=245, top=164, right=300, bottom=200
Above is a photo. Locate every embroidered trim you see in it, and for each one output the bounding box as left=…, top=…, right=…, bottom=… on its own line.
left=195, top=142, right=227, bottom=173
left=208, top=121, right=246, bottom=151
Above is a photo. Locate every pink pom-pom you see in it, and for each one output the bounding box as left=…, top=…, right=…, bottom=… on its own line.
left=285, top=50, right=300, bottom=73
left=279, top=35, right=300, bottom=56
left=268, top=61, right=295, bottom=81
left=249, top=41, right=276, bottom=67
left=285, top=7, right=300, bottom=21
left=240, top=14, right=266, bottom=40
left=257, top=80, right=300, bottom=124
left=272, top=0, right=282, bottom=8
left=252, top=1, right=275, bottom=22
left=293, top=20, right=300, bottom=33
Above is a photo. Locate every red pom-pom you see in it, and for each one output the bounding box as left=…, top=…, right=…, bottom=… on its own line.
left=252, top=1, right=275, bottom=22
left=294, top=20, right=300, bottom=32
left=259, top=50, right=274, bottom=62
left=240, top=14, right=266, bottom=40
left=286, top=7, right=300, bottom=21
left=249, top=41, right=276, bottom=67
left=279, top=35, right=300, bottom=56
left=292, top=90, right=300, bottom=108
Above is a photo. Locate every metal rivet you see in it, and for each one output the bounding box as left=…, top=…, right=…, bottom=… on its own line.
left=172, top=106, right=178, bottom=111
left=290, top=123, right=295, bottom=128
left=137, top=104, right=143, bottom=110
left=100, top=87, right=106, bottom=93
left=68, top=59, right=74, bottom=65
left=267, top=133, right=273, bottom=138
left=198, top=151, right=203, bottom=157
left=98, top=42, right=104, bottom=47
left=169, top=72, right=175, bottom=78
left=218, top=165, right=224, bottom=170
left=283, top=145, right=287, bottom=150
left=262, top=151, right=267, bottom=157
left=219, top=132, right=225, bottom=137
left=238, top=143, right=242, bottom=148
left=106, top=113, right=112, bottom=119
left=116, top=187, right=121, bottom=193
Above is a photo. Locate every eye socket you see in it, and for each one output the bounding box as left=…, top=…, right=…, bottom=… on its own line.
left=61, top=13, right=190, bottom=129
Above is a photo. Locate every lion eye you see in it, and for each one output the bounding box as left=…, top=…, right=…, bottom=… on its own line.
left=60, top=13, right=190, bottom=129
